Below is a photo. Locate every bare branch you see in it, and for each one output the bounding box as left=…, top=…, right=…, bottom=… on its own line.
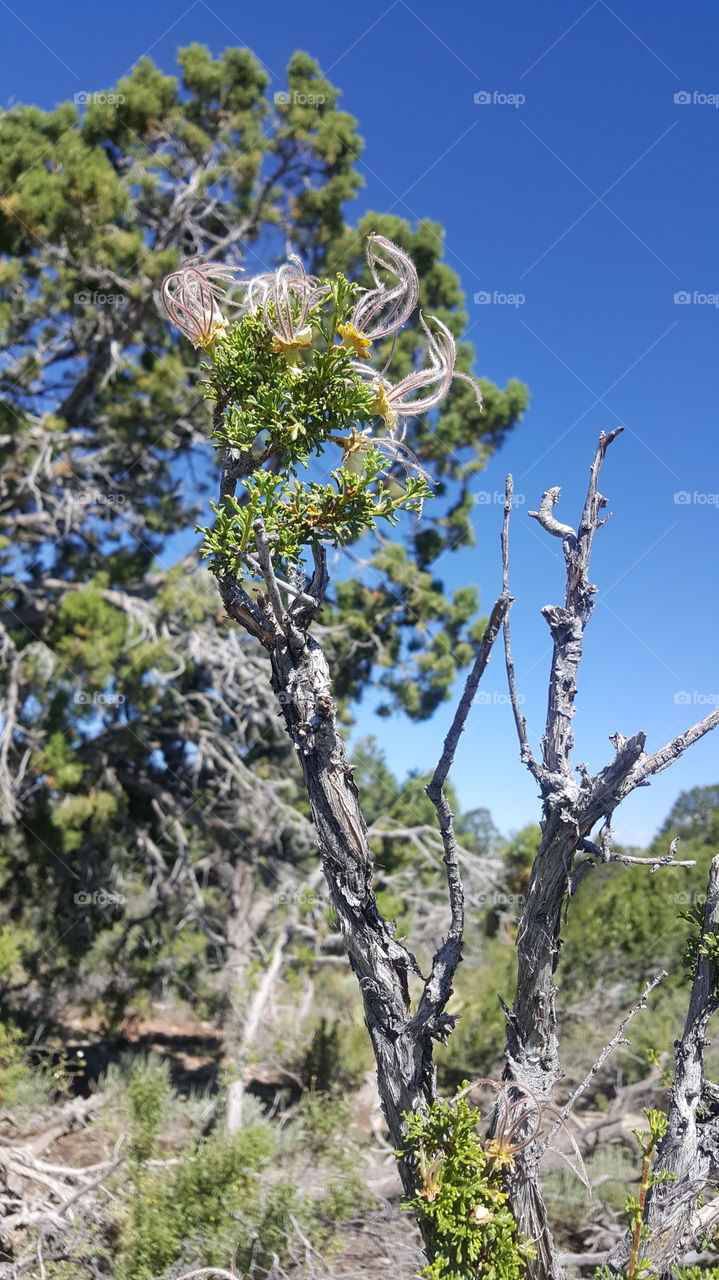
left=618, top=708, right=719, bottom=801
left=528, top=486, right=577, bottom=542
left=539, top=427, right=623, bottom=779
left=289, top=543, right=328, bottom=628
left=252, top=518, right=286, bottom=631
left=539, top=970, right=666, bottom=1155
left=571, top=832, right=695, bottom=893
left=428, top=594, right=510, bottom=797
left=416, top=594, right=510, bottom=1039
left=501, top=474, right=542, bottom=783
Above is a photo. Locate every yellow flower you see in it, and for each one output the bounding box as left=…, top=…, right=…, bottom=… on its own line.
left=485, top=1138, right=515, bottom=1169
left=270, top=326, right=313, bottom=360
left=371, top=382, right=397, bottom=433
left=338, top=322, right=372, bottom=359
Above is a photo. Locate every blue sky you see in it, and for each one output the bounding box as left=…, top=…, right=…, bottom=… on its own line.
left=2, top=0, right=718, bottom=846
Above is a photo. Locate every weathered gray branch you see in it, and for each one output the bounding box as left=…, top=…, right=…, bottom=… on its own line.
left=497, top=427, right=719, bottom=1280
left=570, top=832, right=695, bottom=894
left=502, top=475, right=542, bottom=782
left=501, top=431, right=624, bottom=1280
left=419, top=594, right=510, bottom=1038
left=539, top=969, right=666, bottom=1157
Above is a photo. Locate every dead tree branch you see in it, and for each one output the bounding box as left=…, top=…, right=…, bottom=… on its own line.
left=502, top=476, right=542, bottom=782
left=419, top=594, right=511, bottom=1037
left=538, top=969, right=666, bottom=1156
left=498, top=428, right=719, bottom=1280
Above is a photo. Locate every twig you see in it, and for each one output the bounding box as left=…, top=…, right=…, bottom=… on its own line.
left=501, top=475, right=542, bottom=782
left=252, top=518, right=285, bottom=629
left=428, top=594, right=510, bottom=798
left=426, top=593, right=510, bottom=936
left=234, top=549, right=317, bottom=609
left=288, top=544, right=329, bottom=630
left=538, top=970, right=666, bottom=1155
left=415, top=594, right=510, bottom=1038
left=571, top=834, right=694, bottom=894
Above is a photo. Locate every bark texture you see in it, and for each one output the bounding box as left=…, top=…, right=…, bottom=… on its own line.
left=498, top=439, right=719, bottom=1279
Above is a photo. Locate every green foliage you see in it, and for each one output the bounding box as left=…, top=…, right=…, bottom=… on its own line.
left=111, top=1053, right=364, bottom=1280
left=557, top=788, right=719, bottom=1077
left=591, top=1119, right=675, bottom=1280
left=0, top=1018, right=26, bottom=1104
left=125, top=1053, right=173, bottom=1163
left=618, top=1109, right=672, bottom=1280
left=681, top=899, right=719, bottom=994
left=401, top=1088, right=535, bottom=1280
left=199, top=276, right=430, bottom=580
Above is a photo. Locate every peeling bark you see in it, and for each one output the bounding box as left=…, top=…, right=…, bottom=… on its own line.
left=499, top=435, right=719, bottom=1279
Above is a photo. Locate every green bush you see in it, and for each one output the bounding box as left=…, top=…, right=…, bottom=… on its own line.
left=402, top=1088, right=535, bottom=1280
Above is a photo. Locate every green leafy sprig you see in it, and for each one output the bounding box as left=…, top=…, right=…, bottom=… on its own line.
left=195, top=270, right=432, bottom=582
left=400, top=1087, right=535, bottom=1280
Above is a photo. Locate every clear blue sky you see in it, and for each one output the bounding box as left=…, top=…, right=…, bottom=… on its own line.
left=2, top=0, right=717, bottom=846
